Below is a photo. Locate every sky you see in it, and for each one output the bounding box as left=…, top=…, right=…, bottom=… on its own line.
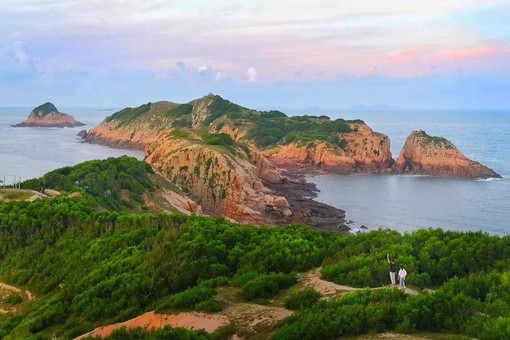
left=1, top=0, right=509, bottom=110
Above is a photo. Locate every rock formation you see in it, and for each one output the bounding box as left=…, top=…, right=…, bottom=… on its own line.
left=262, top=123, right=393, bottom=174
left=13, top=102, right=85, bottom=128
left=144, top=130, right=284, bottom=225
left=392, top=130, right=501, bottom=179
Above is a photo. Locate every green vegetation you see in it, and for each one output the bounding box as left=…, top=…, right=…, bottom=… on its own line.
left=247, top=114, right=354, bottom=148
left=416, top=130, right=456, bottom=150
left=92, top=326, right=212, bottom=339
left=104, top=102, right=152, bottom=125
left=3, top=293, right=23, bottom=305
left=202, top=95, right=245, bottom=126
left=32, top=102, right=59, bottom=115
left=284, top=288, right=322, bottom=310
left=22, top=156, right=154, bottom=211
left=1, top=157, right=510, bottom=338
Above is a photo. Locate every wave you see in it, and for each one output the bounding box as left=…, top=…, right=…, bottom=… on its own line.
left=475, top=177, right=504, bottom=182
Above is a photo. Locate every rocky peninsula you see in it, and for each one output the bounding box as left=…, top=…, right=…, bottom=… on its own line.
left=80, top=94, right=500, bottom=230
left=13, top=102, right=85, bottom=128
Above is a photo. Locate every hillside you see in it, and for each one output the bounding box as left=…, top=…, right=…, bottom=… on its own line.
left=83, top=94, right=393, bottom=173
left=1, top=163, right=510, bottom=338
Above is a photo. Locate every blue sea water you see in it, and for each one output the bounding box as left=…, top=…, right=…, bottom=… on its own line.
left=307, top=110, right=510, bottom=236
left=0, top=107, right=144, bottom=183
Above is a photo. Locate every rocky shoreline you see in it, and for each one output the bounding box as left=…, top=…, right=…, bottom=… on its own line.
left=264, top=160, right=349, bottom=233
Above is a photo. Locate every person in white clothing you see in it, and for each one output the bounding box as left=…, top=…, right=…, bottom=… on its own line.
left=398, top=267, right=407, bottom=289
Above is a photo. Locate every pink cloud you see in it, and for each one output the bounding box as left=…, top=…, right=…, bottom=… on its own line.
left=440, top=46, right=505, bottom=61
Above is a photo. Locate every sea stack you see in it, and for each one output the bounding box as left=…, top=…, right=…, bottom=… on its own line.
left=13, top=102, right=85, bottom=128
left=392, top=130, right=501, bottom=179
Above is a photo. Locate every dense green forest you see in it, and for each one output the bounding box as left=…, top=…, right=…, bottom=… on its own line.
left=1, top=157, right=510, bottom=339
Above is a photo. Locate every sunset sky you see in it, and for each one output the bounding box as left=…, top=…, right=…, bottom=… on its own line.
left=1, top=0, right=509, bottom=110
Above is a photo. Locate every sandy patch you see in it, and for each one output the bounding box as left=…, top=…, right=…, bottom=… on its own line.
left=0, top=282, right=35, bottom=301
left=75, top=311, right=229, bottom=339
left=299, top=267, right=358, bottom=299
left=222, top=302, right=293, bottom=334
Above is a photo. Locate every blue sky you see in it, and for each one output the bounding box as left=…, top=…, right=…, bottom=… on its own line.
left=1, top=0, right=509, bottom=110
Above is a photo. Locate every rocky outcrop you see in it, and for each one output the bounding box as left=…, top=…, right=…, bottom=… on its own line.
left=13, top=102, right=84, bottom=128
left=262, top=123, right=393, bottom=174
left=145, top=131, right=284, bottom=225
left=393, top=130, right=501, bottom=179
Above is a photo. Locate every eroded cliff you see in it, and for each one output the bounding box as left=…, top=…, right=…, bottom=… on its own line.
left=144, top=129, right=288, bottom=225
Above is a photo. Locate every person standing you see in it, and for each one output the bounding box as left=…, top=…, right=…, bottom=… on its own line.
left=398, top=267, right=407, bottom=289
left=387, top=254, right=397, bottom=285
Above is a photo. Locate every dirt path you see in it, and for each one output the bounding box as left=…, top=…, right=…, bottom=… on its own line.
left=298, top=267, right=420, bottom=299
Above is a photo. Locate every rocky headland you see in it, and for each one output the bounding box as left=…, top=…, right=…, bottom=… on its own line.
left=13, top=102, right=85, bottom=128
left=392, top=130, right=501, bottom=179
left=80, top=94, right=501, bottom=230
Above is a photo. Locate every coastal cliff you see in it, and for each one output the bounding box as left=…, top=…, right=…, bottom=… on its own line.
left=144, top=129, right=287, bottom=225
left=393, top=130, right=501, bottom=179
left=13, top=102, right=85, bottom=128
left=262, top=123, right=393, bottom=174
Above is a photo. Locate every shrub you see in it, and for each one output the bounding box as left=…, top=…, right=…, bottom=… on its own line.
left=157, top=286, right=216, bottom=311
left=284, top=288, right=322, bottom=310
left=3, top=293, right=23, bottom=305
left=195, top=299, right=223, bottom=312
left=241, top=272, right=297, bottom=301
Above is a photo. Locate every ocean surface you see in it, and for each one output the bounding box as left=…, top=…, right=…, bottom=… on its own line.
left=307, top=110, right=510, bottom=236
left=0, top=107, right=144, bottom=183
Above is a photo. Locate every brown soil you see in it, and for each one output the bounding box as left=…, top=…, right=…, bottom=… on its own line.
left=75, top=311, right=229, bottom=339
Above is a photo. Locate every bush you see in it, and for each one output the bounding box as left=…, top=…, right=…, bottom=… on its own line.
left=284, top=288, right=322, bottom=310
left=241, top=273, right=297, bottom=301
left=157, top=286, right=216, bottom=311
left=195, top=299, right=223, bottom=312
left=3, top=293, right=23, bottom=305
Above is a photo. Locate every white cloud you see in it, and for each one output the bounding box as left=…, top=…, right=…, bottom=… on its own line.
left=246, top=67, right=258, bottom=83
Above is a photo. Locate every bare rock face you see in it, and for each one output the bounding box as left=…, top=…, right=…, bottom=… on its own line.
left=13, top=102, right=85, bottom=128
left=393, top=130, right=501, bottom=179
left=263, top=123, right=393, bottom=173
left=145, top=132, right=283, bottom=225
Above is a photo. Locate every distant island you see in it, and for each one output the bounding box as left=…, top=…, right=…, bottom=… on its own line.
left=13, top=102, right=85, bottom=128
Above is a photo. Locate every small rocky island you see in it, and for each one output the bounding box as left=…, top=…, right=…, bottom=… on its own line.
left=13, top=102, right=85, bottom=128
left=392, top=130, right=501, bottom=179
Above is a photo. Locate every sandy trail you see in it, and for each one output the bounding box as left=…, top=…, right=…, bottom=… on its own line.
left=299, top=267, right=420, bottom=298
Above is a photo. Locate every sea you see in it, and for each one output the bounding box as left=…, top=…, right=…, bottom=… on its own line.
left=0, top=107, right=509, bottom=236
left=306, top=110, right=510, bottom=236
left=0, top=107, right=144, bottom=184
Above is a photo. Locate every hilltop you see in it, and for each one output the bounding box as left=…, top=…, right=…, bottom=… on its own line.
left=13, top=102, right=85, bottom=128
